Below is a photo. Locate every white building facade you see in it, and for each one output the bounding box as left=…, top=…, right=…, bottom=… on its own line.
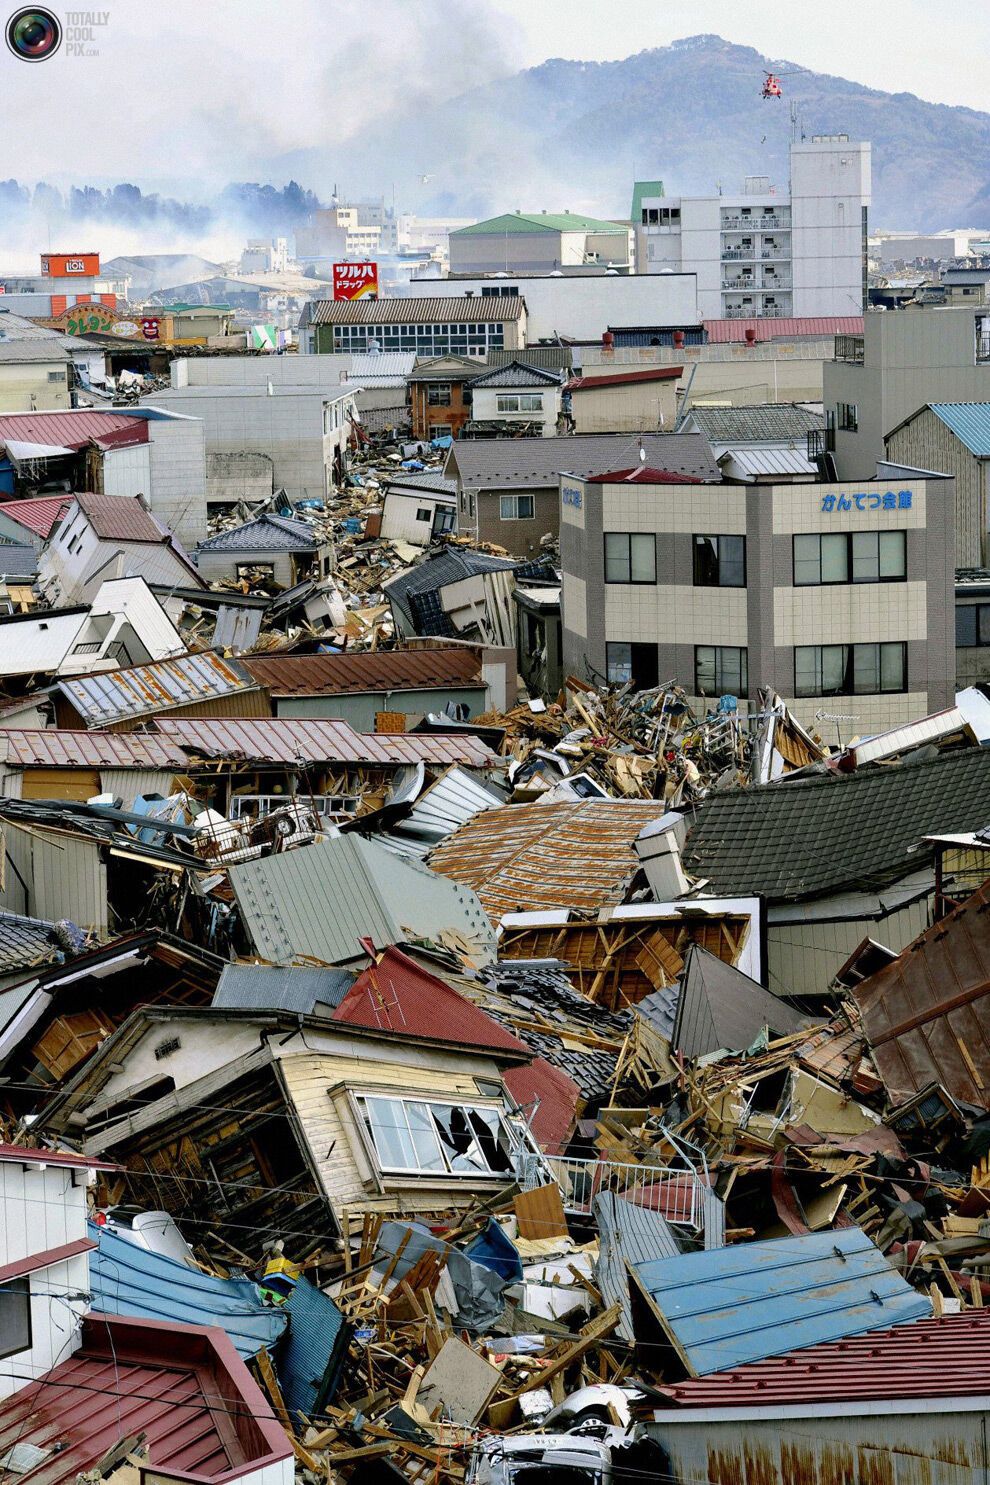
left=636, top=136, right=870, bottom=321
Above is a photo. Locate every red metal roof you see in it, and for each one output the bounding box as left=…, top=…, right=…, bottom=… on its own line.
left=0, top=495, right=71, bottom=537
left=0, top=728, right=187, bottom=770
left=657, top=1310, right=990, bottom=1408
left=0, top=1238, right=97, bottom=1286
left=243, top=647, right=482, bottom=697
left=504, top=1056, right=579, bottom=1154
left=0, top=1314, right=291, bottom=1485
left=334, top=945, right=528, bottom=1055
left=566, top=366, right=683, bottom=391
left=703, top=315, right=864, bottom=344
left=585, top=467, right=699, bottom=484
left=0, top=409, right=148, bottom=451
left=156, top=716, right=497, bottom=768
left=74, top=491, right=168, bottom=543
left=0, top=1143, right=119, bottom=1170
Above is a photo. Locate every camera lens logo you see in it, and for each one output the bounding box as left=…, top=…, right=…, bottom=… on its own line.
left=6, top=7, right=62, bottom=61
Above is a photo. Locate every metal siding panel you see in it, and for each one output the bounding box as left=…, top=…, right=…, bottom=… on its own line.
left=99, top=768, right=173, bottom=802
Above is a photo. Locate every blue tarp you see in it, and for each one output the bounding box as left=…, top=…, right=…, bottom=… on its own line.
left=89, top=1222, right=286, bottom=1360
left=277, top=1275, right=350, bottom=1424
left=463, top=1218, right=522, bottom=1283
left=630, top=1225, right=931, bottom=1377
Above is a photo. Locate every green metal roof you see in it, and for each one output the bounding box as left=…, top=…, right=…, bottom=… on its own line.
left=631, top=180, right=665, bottom=220
left=451, top=211, right=629, bottom=237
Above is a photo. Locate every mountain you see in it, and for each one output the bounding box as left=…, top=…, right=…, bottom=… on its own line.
left=272, top=34, right=990, bottom=230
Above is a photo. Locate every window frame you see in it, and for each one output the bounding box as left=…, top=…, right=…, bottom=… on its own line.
left=0, top=1276, right=31, bottom=1361
left=693, top=534, right=746, bottom=588
left=426, top=383, right=452, bottom=407
left=792, top=531, right=906, bottom=586
left=956, top=603, right=990, bottom=647
left=837, top=400, right=859, bottom=431
left=499, top=493, right=535, bottom=521
left=354, top=1093, right=520, bottom=1181
left=694, top=645, right=749, bottom=698
left=604, top=531, right=657, bottom=585
left=793, top=641, right=908, bottom=697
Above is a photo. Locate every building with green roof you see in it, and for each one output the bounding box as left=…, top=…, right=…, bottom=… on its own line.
left=449, top=210, right=633, bottom=274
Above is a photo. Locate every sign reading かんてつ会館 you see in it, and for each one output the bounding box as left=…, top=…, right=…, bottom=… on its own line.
left=818, top=490, right=914, bottom=514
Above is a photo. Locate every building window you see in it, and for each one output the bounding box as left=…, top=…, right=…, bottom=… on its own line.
left=794, top=642, right=907, bottom=697
left=693, top=535, right=745, bottom=587
left=605, top=532, right=656, bottom=585
left=793, top=532, right=906, bottom=586
left=837, top=401, right=859, bottom=431
left=496, top=394, right=543, bottom=413
left=357, top=1095, right=516, bottom=1178
left=435, top=507, right=456, bottom=534
left=499, top=494, right=535, bottom=520
left=0, top=1277, right=31, bottom=1360
left=695, top=646, right=748, bottom=697
left=46, top=370, right=64, bottom=383
left=606, top=642, right=659, bottom=690
left=956, top=603, right=990, bottom=647
left=426, top=384, right=452, bottom=407
left=415, top=508, right=432, bottom=522
left=432, top=425, right=453, bottom=438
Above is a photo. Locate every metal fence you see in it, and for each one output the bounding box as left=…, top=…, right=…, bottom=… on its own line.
left=520, top=1151, right=708, bottom=1230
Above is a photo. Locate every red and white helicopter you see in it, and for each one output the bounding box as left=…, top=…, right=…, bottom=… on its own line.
left=762, top=71, right=783, bottom=99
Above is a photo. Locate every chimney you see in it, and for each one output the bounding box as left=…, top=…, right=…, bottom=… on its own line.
left=744, top=326, right=757, bottom=345
left=672, top=329, right=685, bottom=348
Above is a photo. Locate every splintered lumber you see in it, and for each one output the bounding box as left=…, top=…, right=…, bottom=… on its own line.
left=507, top=1303, right=622, bottom=1399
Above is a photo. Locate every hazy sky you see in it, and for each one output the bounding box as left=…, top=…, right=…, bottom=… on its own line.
left=0, top=0, right=987, bottom=192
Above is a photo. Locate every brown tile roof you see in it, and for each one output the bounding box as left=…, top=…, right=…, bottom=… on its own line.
left=74, top=492, right=169, bottom=544
left=242, top=648, right=482, bottom=697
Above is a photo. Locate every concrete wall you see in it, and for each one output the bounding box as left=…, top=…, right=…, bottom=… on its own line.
left=396, top=273, right=698, bottom=342
left=142, top=413, right=209, bottom=546
left=0, top=359, right=70, bottom=412
left=207, top=451, right=275, bottom=506
left=826, top=307, right=990, bottom=483
left=570, top=377, right=679, bottom=432
left=790, top=137, right=871, bottom=317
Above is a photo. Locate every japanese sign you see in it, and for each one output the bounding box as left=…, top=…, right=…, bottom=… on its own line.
left=332, top=262, right=378, bottom=301
left=819, top=489, right=913, bottom=514
left=561, top=481, right=583, bottom=509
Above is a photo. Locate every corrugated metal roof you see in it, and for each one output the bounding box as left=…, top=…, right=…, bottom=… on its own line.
left=73, top=492, right=172, bottom=544
left=156, top=715, right=496, bottom=767
left=311, top=296, right=525, bottom=325
left=656, top=1309, right=990, bottom=1408
left=229, top=833, right=496, bottom=967
left=242, top=648, right=481, bottom=696
left=278, top=1276, right=350, bottom=1424
left=334, top=945, right=526, bottom=1052
left=703, top=316, right=864, bottom=343
left=503, top=1057, right=579, bottom=1154
left=487, top=347, right=573, bottom=371
left=429, top=799, right=665, bottom=920
left=854, top=879, right=990, bottom=1104
left=0, top=728, right=186, bottom=769
left=594, top=1191, right=681, bottom=1343
left=451, top=211, right=628, bottom=236
left=56, top=651, right=260, bottom=727
left=567, top=366, right=683, bottom=390
left=928, top=402, right=990, bottom=456
left=723, top=445, right=817, bottom=476
left=213, top=962, right=355, bottom=1014
left=0, top=1313, right=292, bottom=1485
left=0, top=495, right=71, bottom=536
left=631, top=1226, right=930, bottom=1378
left=446, top=432, right=720, bottom=488
left=672, top=944, right=806, bottom=1059
left=381, top=765, right=506, bottom=855
left=89, top=1222, right=287, bottom=1359
left=0, top=409, right=148, bottom=451
left=0, top=340, right=70, bottom=363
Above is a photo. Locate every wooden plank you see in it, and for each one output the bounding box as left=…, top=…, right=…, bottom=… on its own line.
left=507, top=1303, right=622, bottom=1399
left=513, top=1183, right=567, bottom=1241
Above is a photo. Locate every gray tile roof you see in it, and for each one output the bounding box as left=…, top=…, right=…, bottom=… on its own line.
left=212, top=963, right=354, bottom=1014
left=687, top=404, right=823, bottom=444
left=447, top=432, right=719, bottom=489
left=384, top=549, right=517, bottom=630
left=487, top=347, right=573, bottom=372
left=0, top=540, right=39, bottom=579
left=197, top=515, right=320, bottom=554
left=468, top=361, right=563, bottom=389
left=672, top=944, right=806, bottom=1058
left=311, top=297, right=524, bottom=326
left=682, top=749, right=990, bottom=902
left=0, top=910, right=59, bottom=974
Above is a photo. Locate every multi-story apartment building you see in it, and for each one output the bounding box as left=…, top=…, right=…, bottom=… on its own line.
left=634, top=136, right=870, bottom=321
left=559, top=467, right=955, bottom=738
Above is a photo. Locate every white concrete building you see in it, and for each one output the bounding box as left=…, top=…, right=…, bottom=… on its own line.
left=635, top=136, right=870, bottom=321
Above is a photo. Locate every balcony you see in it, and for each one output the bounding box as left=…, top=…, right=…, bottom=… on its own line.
left=724, top=305, right=791, bottom=319
left=834, top=334, right=865, bottom=363
left=722, top=276, right=758, bottom=290
left=761, top=274, right=792, bottom=290
left=721, top=212, right=790, bottom=230
left=761, top=246, right=790, bottom=260
left=721, top=247, right=756, bottom=261
left=520, top=1145, right=711, bottom=1233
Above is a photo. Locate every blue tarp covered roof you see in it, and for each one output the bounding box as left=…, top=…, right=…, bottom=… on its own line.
left=89, top=1223, right=287, bottom=1359
left=630, top=1225, right=931, bottom=1377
